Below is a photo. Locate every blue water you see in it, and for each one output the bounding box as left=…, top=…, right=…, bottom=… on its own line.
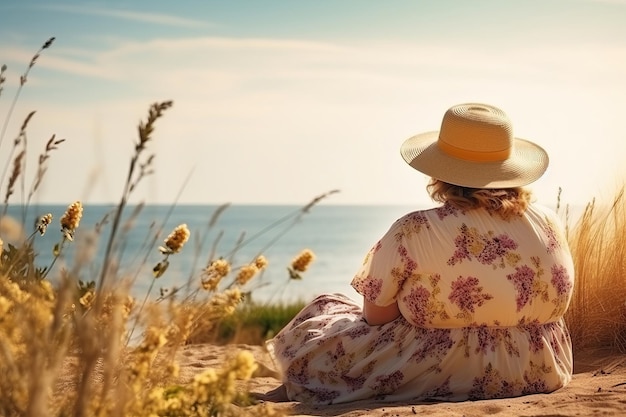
left=3, top=203, right=418, bottom=304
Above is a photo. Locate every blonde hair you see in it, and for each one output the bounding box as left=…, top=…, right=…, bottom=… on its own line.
left=427, top=178, right=532, bottom=220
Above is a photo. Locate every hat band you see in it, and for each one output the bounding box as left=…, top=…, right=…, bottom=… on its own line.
left=437, top=138, right=510, bottom=162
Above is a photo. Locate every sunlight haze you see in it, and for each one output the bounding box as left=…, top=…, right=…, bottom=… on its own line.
left=1, top=0, right=625, bottom=208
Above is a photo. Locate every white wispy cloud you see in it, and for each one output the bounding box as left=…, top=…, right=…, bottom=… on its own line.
left=39, top=3, right=211, bottom=28
left=6, top=32, right=625, bottom=100
left=1, top=46, right=120, bottom=81
left=94, top=36, right=626, bottom=92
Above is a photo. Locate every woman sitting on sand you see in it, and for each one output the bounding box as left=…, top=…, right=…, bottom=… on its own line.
left=264, top=103, right=574, bottom=404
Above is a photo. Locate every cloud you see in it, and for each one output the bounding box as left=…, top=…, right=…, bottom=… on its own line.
left=1, top=47, right=119, bottom=81
left=87, top=36, right=626, bottom=102
left=7, top=29, right=626, bottom=95
left=38, top=3, right=211, bottom=28
left=5, top=30, right=626, bottom=205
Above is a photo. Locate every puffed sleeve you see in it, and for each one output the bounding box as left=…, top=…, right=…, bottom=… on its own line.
left=350, top=218, right=414, bottom=306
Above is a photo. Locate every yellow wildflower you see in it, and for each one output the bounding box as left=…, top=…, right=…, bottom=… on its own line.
left=255, top=255, right=269, bottom=269
left=207, top=258, right=231, bottom=278
left=159, top=223, right=190, bottom=254
left=79, top=290, right=95, bottom=309
left=192, top=368, right=218, bottom=403
left=60, top=201, right=83, bottom=241
left=201, top=275, right=220, bottom=292
left=201, top=259, right=231, bottom=291
left=208, top=288, right=243, bottom=316
left=140, top=326, right=168, bottom=354
left=38, top=279, right=54, bottom=301
left=235, top=264, right=258, bottom=286
left=291, top=249, right=315, bottom=272
left=230, top=350, right=258, bottom=379
left=225, top=288, right=242, bottom=305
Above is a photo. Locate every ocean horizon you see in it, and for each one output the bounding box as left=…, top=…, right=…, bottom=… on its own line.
left=2, top=203, right=422, bottom=304
left=2, top=201, right=579, bottom=305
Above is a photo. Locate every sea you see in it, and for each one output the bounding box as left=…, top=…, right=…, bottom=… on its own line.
left=2, top=203, right=420, bottom=305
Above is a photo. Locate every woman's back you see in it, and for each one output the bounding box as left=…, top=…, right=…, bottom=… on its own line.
left=266, top=204, right=574, bottom=404
left=264, top=103, right=574, bottom=404
left=353, top=203, right=574, bottom=328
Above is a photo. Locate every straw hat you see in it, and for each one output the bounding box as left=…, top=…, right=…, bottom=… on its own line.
left=400, top=103, right=549, bottom=188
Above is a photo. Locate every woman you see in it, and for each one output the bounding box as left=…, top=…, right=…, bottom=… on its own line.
left=264, top=103, right=574, bottom=404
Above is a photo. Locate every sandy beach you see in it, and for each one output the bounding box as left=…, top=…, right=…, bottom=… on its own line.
left=174, top=343, right=626, bottom=416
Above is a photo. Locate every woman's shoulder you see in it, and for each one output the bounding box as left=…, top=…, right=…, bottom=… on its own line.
left=389, top=202, right=561, bottom=232
left=390, top=205, right=444, bottom=224
left=525, top=202, right=563, bottom=224
left=386, top=203, right=466, bottom=233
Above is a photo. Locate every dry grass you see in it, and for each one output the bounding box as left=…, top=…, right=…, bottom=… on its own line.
left=0, top=38, right=301, bottom=416
left=1, top=36, right=626, bottom=417
left=564, top=186, right=626, bottom=354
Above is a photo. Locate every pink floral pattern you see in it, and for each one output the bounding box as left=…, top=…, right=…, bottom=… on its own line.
left=392, top=244, right=418, bottom=283
left=550, top=264, right=573, bottom=317
left=469, top=362, right=521, bottom=399
left=507, top=265, right=537, bottom=311
left=402, top=274, right=450, bottom=326
left=542, top=218, right=562, bottom=254
left=394, top=211, right=430, bottom=241
left=449, top=275, right=493, bottom=317
left=507, top=257, right=550, bottom=312
left=351, top=275, right=383, bottom=302
left=435, top=202, right=460, bottom=220
left=551, top=264, right=572, bottom=296
left=447, top=224, right=520, bottom=268
left=403, top=286, right=432, bottom=326
left=267, top=204, right=574, bottom=405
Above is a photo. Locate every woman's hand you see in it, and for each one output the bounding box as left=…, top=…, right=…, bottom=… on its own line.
left=362, top=298, right=401, bottom=325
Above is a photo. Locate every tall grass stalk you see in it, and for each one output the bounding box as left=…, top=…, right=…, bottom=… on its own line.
left=1, top=38, right=299, bottom=417
left=0, top=37, right=54, bottom=151
left=565, top=186, right=626, bottom=353
left=95, top=101, right=172, bottom=297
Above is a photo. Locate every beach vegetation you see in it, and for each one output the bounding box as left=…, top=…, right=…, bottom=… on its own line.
left=0, top=37, right=324, bottom=417
left=561, top=187, right=626, bottom=355
left=0, top=37, right=625, bottom=417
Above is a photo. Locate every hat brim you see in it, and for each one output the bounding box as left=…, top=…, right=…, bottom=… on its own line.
left=400, top=131, right=549, bottom=188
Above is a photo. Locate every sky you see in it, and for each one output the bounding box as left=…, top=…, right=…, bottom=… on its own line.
left=1, top=0, right=625, bottom=207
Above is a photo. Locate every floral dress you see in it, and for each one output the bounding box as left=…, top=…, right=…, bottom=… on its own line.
left=266, top=203, right=574, bottom=404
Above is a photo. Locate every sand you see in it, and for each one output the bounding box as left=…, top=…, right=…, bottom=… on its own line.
left=175, top=343, right=626, bottom=417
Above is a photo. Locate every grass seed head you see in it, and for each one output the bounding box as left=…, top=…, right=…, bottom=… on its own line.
left=254, top=255, right=269, bottom=269
left=60, top=201, right=83, bottom=240
left=291, top=249, right=315, bottom=272
left=235, top=264, right=259, bottom=286
left=201, top=259, right=231, bottom=291
left=36, top=213, right=52, bottom=236
left=159, top=223, right=190, bottom=255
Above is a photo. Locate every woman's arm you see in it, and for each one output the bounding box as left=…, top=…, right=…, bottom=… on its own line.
left=362, top=298, right=401, bottom=325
